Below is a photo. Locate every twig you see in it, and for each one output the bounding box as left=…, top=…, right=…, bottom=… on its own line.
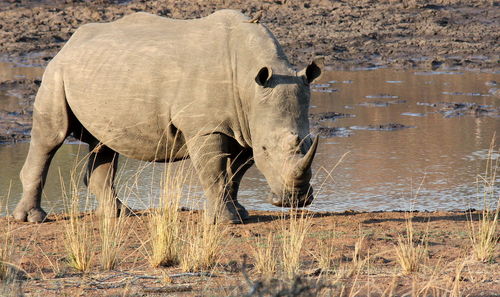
left=142, top=284, right=193, bottom=293
left=169, top=272, right=216, bottom=278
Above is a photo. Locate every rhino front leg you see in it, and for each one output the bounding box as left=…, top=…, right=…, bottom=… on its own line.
left=85, top=140, right=129, bottom=217
left=187, top=133, right=249, bottom=223
left=225, top=148, right=254, bottom=221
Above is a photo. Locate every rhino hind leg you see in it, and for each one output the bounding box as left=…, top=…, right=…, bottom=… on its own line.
left=85, top=139, right=130, bottom=217
left=13, top=141, right=62, bottom=222
left=13, top=68, right=69, bottom=222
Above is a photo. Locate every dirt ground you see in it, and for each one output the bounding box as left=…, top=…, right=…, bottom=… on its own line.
left=1, top=0, right=499, bottom=70
left=0, top=0, right=499, bottom=143
left=0, top=210, right=498, bottom=296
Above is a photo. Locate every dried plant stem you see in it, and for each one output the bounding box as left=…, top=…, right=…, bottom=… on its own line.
left=394, top=214, right=427, bottom=275
left=281, top=210, right=313, bottom=279
left=148, top=163, right=184, bottom=267
left=99, top=193, right=128, bottom=270
left=61, top=171, right=94, bottom=273
left=180, top=202, right=226, bottom=272
left=467, top=138, right=498, bottom=263
left=0, top=198, right=13, bottom=281
left=253, top=233, right=278, bottom=278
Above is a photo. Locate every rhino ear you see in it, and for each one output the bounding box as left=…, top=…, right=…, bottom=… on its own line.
left=300, top=56, right=324, bottom=84
left=255, top=66, right=273, bottom=86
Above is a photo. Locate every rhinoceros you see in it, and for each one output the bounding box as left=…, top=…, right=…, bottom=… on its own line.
left=13, top=10, right=322, bottom=223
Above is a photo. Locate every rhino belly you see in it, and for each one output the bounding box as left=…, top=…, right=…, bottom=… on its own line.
left=67, top=93, right=185, bottom=162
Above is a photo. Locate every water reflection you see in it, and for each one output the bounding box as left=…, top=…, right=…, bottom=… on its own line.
left=0, top=69, right=498, bottom=215
left=309, top=69, right=498, bottom=212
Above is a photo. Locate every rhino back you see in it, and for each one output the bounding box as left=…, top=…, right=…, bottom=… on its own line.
left=52, top=10, right=248, bottom=160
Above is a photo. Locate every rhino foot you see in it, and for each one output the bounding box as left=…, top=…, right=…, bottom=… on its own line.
left=235, top=202, right=249, bottom=221
left=13, top=207, right=47, bottom=223
left=217, top=201, right=248, bottom=224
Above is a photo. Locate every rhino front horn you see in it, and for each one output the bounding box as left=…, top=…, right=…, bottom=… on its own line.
left=297, top=135, right=319, bottom=173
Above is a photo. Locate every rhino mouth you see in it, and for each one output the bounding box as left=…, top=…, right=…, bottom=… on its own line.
left=268, top=187, right=314, bottom=208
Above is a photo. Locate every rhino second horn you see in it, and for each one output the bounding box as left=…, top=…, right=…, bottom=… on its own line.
left=296, top=135, right=319, bottom=175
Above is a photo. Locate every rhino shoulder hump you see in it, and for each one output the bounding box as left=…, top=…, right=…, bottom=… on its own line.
left=115, top=12, right=162, bottom=24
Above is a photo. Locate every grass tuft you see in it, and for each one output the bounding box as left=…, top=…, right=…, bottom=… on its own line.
left=61, top=169, right=94, bottom=273
left=147, top=163, right=185, bottom=267
left=394, top=214, right=427, bottom=275
left=467, top=139, right=498, bottom=263
left=98, top=195, right=128, bottom=270
left=180, top=202, right=227, bottom=272
left=280, top=209, right=313, bottom=279
left=252, top=233, right=278, bottom=278
left=0, top=202, right=13, bottom=281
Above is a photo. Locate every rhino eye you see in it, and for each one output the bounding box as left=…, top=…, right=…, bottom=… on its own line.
left=261, top=146, right=269, bottom=157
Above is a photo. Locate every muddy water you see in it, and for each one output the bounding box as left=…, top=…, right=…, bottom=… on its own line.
left=0, top=68, right=498, bottom=215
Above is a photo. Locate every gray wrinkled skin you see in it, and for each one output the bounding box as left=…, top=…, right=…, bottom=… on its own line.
left=13, top=10, right=322, bottom=224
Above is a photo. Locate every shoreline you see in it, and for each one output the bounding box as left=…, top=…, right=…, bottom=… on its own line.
left=0, top=207, right=484, bottom=219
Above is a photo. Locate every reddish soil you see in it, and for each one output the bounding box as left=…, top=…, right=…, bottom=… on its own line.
left=1, top=210, right=498, bottom=296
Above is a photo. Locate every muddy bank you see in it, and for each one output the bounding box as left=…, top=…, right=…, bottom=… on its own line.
left=0, top=79, right=39, bottom=143
left=0, top=0, right=499, bottom=70
left=0, top=209, right=498, bottom=296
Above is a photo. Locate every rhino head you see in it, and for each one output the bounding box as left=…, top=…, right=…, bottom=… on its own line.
left=249, top=58, right=323, bottom=208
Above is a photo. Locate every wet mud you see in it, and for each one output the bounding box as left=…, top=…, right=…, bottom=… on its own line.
left=417, top=101, right=500, bottom=118
left=350, top=123, right=416, bottom=131
left=310, top=126, right=352, bottom=138
left=309, top=111, right=355, bottom=122
left=311, top=123, right=415, bottom=138
left=0, top=78, right=39, bottom=143
left=1, top=0, right=498, bottom=70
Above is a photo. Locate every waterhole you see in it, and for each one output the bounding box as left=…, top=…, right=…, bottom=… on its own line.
left=0, top=65, right=498, bottom=215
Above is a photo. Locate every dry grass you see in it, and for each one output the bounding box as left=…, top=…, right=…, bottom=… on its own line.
left=468, top=204, right=498, bottom=263
left=394, top=214, right=428, bottom=275
left=314, top=236, right=336, bottom=273
left=335, top=230, right=369, bottom=279
left=0, top=229, right=12, bottom=282
left=404, top=256, right=470, bottom=297
left=0, top=193, right=13, bottom=281
left=98, top=194, right=128, bottom=270
left=61, top=169, right=94, bottom=273
left=147, top=162, right=187, bottom=268
left=280, top=210, right=313, bottom=279
left=352, top=230, right=366, bottom=268
left=180, top=201, right=227, bottom=272
left=449, top=258, right=467, bottom=297
left=467, top=140, right=498, bottom=263
left=252, top=233, right=278, bottom=278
